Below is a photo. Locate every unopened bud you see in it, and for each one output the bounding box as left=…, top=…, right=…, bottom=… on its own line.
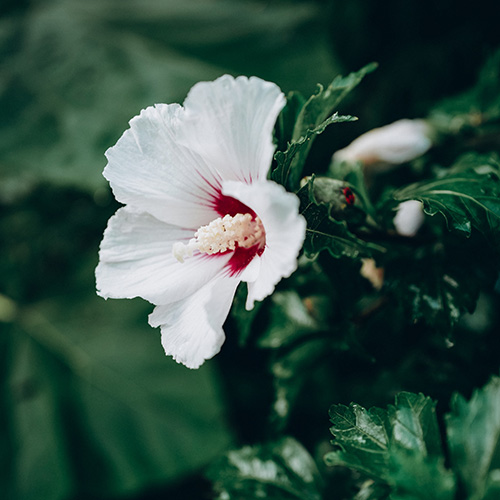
left=333, top=119, right=432, bottom=166
left=393, top=200, right=425, bottom=237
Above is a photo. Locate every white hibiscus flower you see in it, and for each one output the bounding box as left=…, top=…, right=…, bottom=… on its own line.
left=96, top=75, right=306, bottom=369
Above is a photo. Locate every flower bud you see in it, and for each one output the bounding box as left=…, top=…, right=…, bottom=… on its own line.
left=393, top=200, right=425, bottom=237
left=333, top=119, right=432, bottom=166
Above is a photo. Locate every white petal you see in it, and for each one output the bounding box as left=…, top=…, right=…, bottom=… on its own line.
left=222, top=180, right=306, bottom=310
left=148, top=276, right=240, bottom=369
left=180, top=75, right=286, bottom=184
left=96, top=207, right=231, bottom=304
left=393, top=200, right=425, bottom=236
left=104, top=103, right=222, bottom=228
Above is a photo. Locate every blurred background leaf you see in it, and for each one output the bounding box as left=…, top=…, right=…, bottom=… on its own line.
left=0, top=186, right=234, bottom=499
left=0, top=0, right=339, bottom=194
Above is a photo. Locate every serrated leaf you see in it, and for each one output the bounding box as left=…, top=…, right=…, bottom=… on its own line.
left=292, top=62, right=377, bottom=141
left=272, top=63, right=375, bottom=190
left=389, top=448, right=455, bottom=500
left=207, top=437, right=323, bottom=500
left=325, top=393, right=455, bottom=500
left=273, top=112, right=357, bottom=189
left=387, top=392, right=442, bottom=457
left=326, top=403, right=390, bottom=479
left=298, top=181, right=385, bottom=259
left=446, top=376, right=500, bottom=500
left=383, top=244, right=482, bottom=333
left=276, top=91, right=308, bottom=153
left=392, top=153, right=500, bottom=248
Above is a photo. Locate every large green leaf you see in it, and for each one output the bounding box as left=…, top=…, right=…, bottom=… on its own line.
left=0, top=0, right=340, bottom=194
left=2, top=296, right=234, bottom=500
left=446, top=376, right=500, bottom=500
left=325, top=392, right=455, bottom=500
left=0, top=185, right=234, bottom=500
left=392, top=153, right=500, bottom=248
left=207, top=437, right=323, bottom=500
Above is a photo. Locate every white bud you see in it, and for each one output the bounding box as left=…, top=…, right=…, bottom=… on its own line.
left=333, top=119, right=432, bottom=166
left=394, top=200, right=425, bottom=237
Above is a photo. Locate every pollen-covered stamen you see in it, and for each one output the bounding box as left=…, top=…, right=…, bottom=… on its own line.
left=173, top=213, right=265, bottom=263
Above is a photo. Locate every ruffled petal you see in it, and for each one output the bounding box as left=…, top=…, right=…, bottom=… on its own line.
left=148, top=276, right=240, bottom=369
left=222, top=180, right=306, bottom=310
left=181, top=75, right=286, bottom=184
left=96, top=207, right=231, bottom=304
left=104, top=103, right=222, bottom=228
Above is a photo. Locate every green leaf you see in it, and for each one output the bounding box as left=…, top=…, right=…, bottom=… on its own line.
left=354, top=480, right=391, bottom=500
left=207, top=437, right=323, bottom=500
left=2, top=297, right=234, bottom=500
left=388, top=448, right=455, bottom=500
left=325, top=402, right=390, bottom=479
left=430, top=48, right=500, bottom=133
left=276, top=91, right=308, bottom=153
left=325, top=392, right=455, bottom=500
left=271, top=337, right=331, bottom=424
left=258, top=290, right=330, bottom=349
left=392, top=153, right=500, bottom=248
left=272, top=63, right=375, bottom=190
left=292, top=62, right=378, bottom=142
left=273, top=112, right=357, bottom=190
left=0, top=0, right=340, bottom=194
left=298, top=180, right=385, bottom=259
left=387, top=392, right=443, bottom=458
left=383, top=242, right=484, bottom=333
left=446, top=376, right=500, bottom=500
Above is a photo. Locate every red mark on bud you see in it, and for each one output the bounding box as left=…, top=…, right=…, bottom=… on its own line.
left=343, top=187, right=355, bottom=205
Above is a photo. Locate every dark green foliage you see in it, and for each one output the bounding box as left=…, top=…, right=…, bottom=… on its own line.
left=207, top=437, right=323, bottom=500
left=297, top=178, right=385, bottom=259
left=273, top=112, right=357, bottom=190
left=272, top=63, right=376, bottom=190
left=446, top=377, right=500, bottom=500
left=325, top=392, right=455, bottom=500
left=392, top=154, right=500, bottom=245
left=324, top=378, right=500, bottom=500
left=0, top=0, right=340, bottom=192
left=0, top=187, right=234, bottom=500
left=3, top=2, right=500, bottom=500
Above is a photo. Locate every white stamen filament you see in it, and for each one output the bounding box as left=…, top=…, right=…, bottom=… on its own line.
left=173, top=213, right=265, bottom=263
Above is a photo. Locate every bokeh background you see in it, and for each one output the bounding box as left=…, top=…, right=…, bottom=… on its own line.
left=1, top=0, right=499, bottom=498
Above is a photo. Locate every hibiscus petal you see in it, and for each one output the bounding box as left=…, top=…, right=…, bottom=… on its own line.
left=148, top=276, right=240, bottom=369
left=104, top=103, right=222, bottom=228
left=181, top=75, right=286, bottom=184
left=96, top=207, right=231, bottom=304
left=222, top=180, right=306, bottom=310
